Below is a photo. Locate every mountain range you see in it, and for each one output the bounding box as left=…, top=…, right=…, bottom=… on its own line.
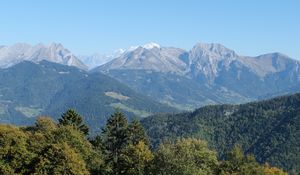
left=94, top=42, right=300, bottom=109
left=0, top=42, right=299, bottom=173
left=0, top=41, right=300, bottom=126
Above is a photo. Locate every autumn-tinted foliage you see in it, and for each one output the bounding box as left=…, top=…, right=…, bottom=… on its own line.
left=0, top=120, right=93, bottom=174
left=0, top=109, right=288, bottom=175
left=150, top=138, right=218, bottom=175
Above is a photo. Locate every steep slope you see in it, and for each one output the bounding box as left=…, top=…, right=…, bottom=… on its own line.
left=94, top=42, right=300, bottom=109
left=212, top=52, right=300, bottom=98
left=188, top=43, right=238, bottom=82
left=0, top=61, right=176, bottom=133
left=99, top=44, right=189, bottom=75
left=0, top=43, right=87, bottom=70
left=142, top=93, right=300, bottom=173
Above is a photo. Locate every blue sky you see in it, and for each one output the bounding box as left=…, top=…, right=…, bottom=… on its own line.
left=0, top=0, right=299, bottom=58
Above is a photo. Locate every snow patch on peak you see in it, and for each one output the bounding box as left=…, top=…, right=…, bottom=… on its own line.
left=142, top=42, right=160, bottom=50
left=125, top=42, right=161, bottom=53
left=127, top=46, right=139, bottom=52
left=114, top=48, right=125, bottom=55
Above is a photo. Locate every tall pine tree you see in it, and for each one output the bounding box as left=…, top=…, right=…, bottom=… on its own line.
left=101, top=110, right=129, bottom=175
left=58, top=109, right=89, bottom=135
left=128, top=119, right=149, bottom=146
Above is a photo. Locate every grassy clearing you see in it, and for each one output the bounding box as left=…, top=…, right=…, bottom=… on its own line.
left=15, top=106, right=43, bottom=118
left=105, top=91, right=130, bottom=101
left=110, top=103, right=151, bottom=118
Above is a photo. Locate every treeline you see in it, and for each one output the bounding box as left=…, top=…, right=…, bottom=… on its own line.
left=0, top=109, right=287, bottom=175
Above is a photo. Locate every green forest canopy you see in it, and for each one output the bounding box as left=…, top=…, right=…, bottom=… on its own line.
left=142, top=93, right=300, bottom=174
left=0, top=109, right=288, bottom=175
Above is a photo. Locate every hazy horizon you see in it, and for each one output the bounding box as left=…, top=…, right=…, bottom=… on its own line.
left=1, top=0, right=300, bottom=59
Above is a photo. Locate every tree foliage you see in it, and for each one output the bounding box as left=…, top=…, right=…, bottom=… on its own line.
left=142, top=93, right=300, bottom=173
left=99, top=111, right=153, bottom=175
left=151, top=138, right=218, bottom=175
left=120, top=141, right=153, bottom=175
left=31, top=143, right=89, bottom=175
left=0, top=109, right=289, bottom=175
left=263, top=163, right=287, bottom=175
left=59, top=109, right=89, bottom=135
left=0, top=125, right=34, bottom=174
left=0, top=112, right=102, bottom=175
left=219, top=146, right=265, bottom=175
left=128, top=119, right=150, bottom=145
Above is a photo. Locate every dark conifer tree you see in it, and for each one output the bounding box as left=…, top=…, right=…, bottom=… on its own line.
left=128, top=119, right=149, bottom=146
left=101, top=110, right=130, bottom=175
left=58, top=109, right=89, bottom=135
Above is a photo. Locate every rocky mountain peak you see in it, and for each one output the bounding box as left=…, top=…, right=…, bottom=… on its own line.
left=96, top=42, right=300, bottom=82
left=0, top=43, right=87, bottom=70
left=190, top=43, right=237, bottom=61
left=98, top=43, right=189, bottom=74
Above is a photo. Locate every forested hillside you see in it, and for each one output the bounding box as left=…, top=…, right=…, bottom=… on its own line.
left=0, top=110, right=286, bottom=175
left=142, top=93, right=300, bottom=174
left=0, top=61, right=176, bottom=133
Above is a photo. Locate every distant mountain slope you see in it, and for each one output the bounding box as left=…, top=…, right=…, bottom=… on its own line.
left=94, top=42, right=300, bottom=109
left=0, top=43, right=87, bottom=70
left=77, top=49, right=125, bottom=69
left=104, top=69, right=251, bottom=110
left=99, top=45, right=188, bottom=75
left=141, top=93, right=300, bottom=174
left=0, top=61, right=176, bottom=133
